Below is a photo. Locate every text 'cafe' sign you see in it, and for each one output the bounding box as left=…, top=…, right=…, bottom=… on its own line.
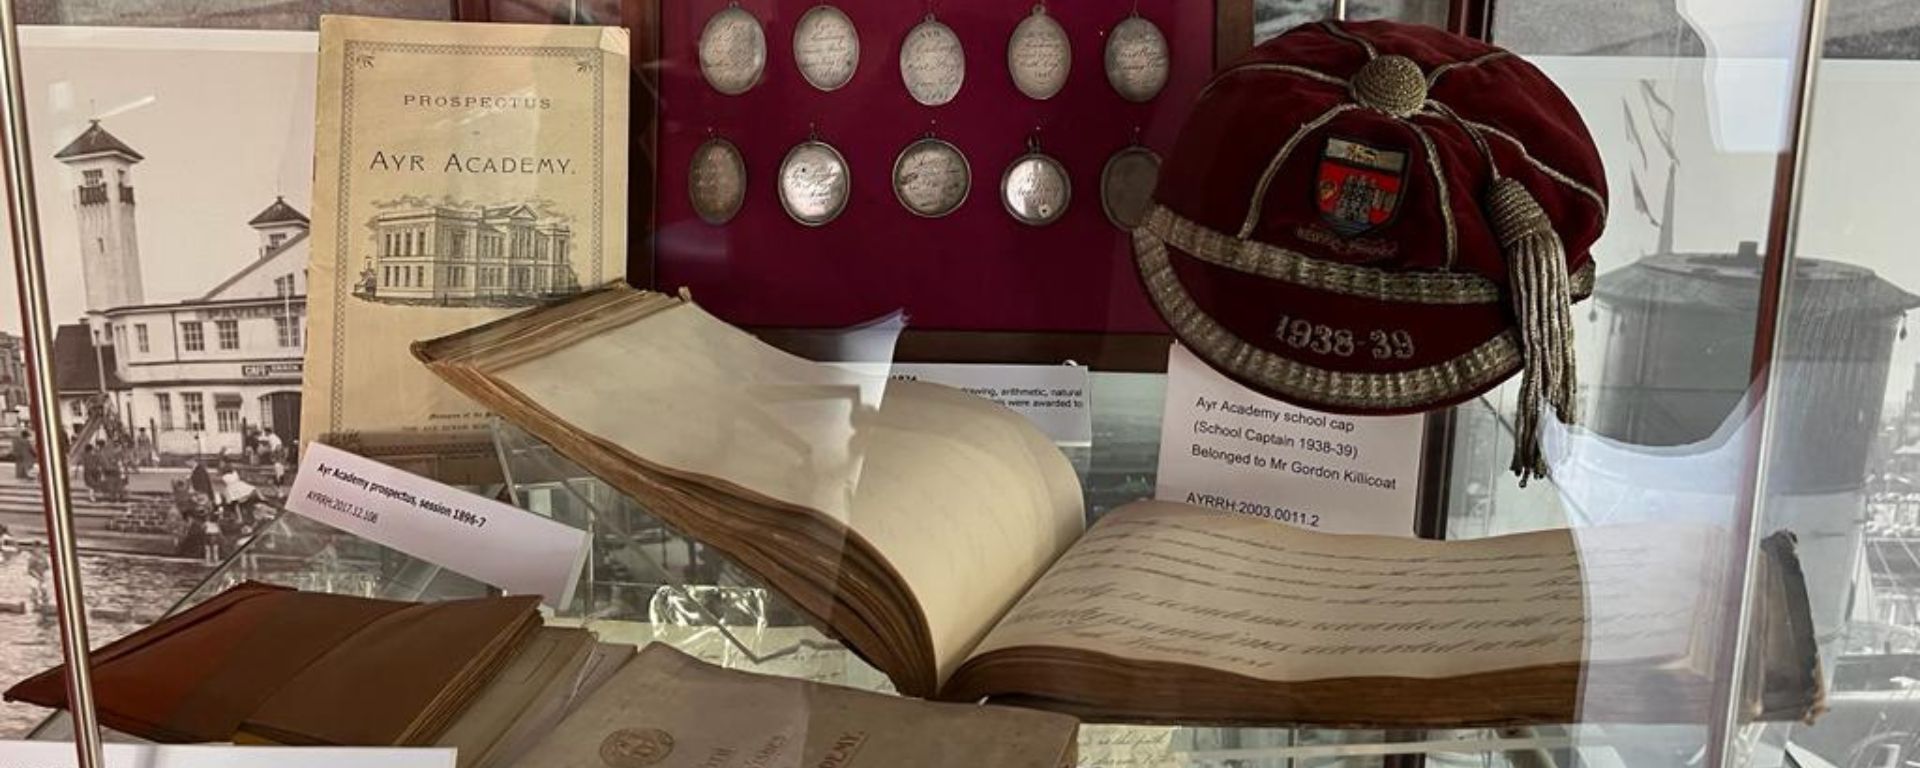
left=196, top=304, right=298, bottom=321
left=242, top=362, right=303, bottom=378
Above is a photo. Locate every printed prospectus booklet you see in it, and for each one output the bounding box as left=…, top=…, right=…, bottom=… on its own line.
left=302, top=15, right=628, bottom=443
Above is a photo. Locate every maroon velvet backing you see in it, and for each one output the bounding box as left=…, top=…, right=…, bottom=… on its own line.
left=655, top=0, right=1217, bottom=333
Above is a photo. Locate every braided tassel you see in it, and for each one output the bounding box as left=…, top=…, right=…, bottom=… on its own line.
left=1487, top=177, right=1576, bottom=486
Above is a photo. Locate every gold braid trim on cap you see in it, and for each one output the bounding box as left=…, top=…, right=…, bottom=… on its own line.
left=1408, top=123, right=1459, bottom=269
left=1146, top=205, right=1595, bottom=305
left=1425, top=50, right=1512, bottom=88
left=1135, top=225, right=1524, bottom=410
left=1238, top=104, right=1359, bottom=239
left=1460, top=118, right=1609, bottom=219
left=1488, top=176, right=1577, bottom=485
left=1199, top=63, right=1347, bottom=100
left=1318, top=21, right=1378, bottom=58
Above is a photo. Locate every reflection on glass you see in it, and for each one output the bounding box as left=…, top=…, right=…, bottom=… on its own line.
left=1253, top=0, right=1449, bottom=42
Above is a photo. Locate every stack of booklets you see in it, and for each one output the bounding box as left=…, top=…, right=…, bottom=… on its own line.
left=416, top=285, right=1828, bottom=727
left=4, top=581, right=1081, bottom=767
left=3, top=583, right=626, bottom=768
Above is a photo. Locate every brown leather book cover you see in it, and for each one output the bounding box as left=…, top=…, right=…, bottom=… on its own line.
left=3, top=582, right=413, bottom=742
left=234, top=594, right=542, bottom=746
left=6, top=582, right=543, bottom=746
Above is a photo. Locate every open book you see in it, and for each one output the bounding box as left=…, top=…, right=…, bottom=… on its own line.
left=414, top=285, right=1822, bottom=727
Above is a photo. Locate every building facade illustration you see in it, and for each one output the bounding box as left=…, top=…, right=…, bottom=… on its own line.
left=355, top=202, right=578, bottom=306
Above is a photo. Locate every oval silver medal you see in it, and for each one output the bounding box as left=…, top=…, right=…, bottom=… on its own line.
left=1008, top=5, right=1071, bottom=101
left=893, top=138, right=971, bottom=218
left=794, top=5, right=859, bottom=92
left=778, top=140, right=851, bottom=226
left=689, top=137, right=747, bottom=225
left=1105, top=15, right=1169, bottom=103
left=1002, top=151, right=1071, bottom=226
left=1100, top=145, right=1160, bottom=230
left=698, top=5, right=766, bottom=96
left=900, top=17, right=965, bottom=107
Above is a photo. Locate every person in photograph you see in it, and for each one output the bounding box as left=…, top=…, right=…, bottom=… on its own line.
left=223, top=466, right=262, bottom=572
left=99, top=438, right=127, bottom=502
left=115, top=431, right=137, bottom=475
left=26, top=546, right=49, bottom=613
left=11, top=428, right=31, bottom=479
left=135, top=427, right=154, bottom=467
left=263, top=430, right=285, bottom=486
left=189, top=457, right=213, bottom=500
left=201, top=509, right=222, bottom=565
left=79, top=441, right=103, bottom=502
left=212, top=458, right=233, bottom=505
left=222, top=464, right=259, bottom=526
left=241, top=424, right=259, bottom=465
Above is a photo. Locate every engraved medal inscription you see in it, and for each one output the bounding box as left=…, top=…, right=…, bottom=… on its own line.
left=893, top=138, right=970, bottom=218
left=1100, top=145, right=1160, bottom=230
left=778, top=140, right=850, bottom=226
left=1002, top=151, right=1071, bottom=226
left=689, top=137, right=746, bottom=225
left=1008, top=6, right=1070, bottom=101
left=699, top=6, right=766, bottom=96
left=1105, top=16, right=1170, bottom=103
left=900, top=18, right=965, bottom=106
left=794, top=5, right=859, bottom=92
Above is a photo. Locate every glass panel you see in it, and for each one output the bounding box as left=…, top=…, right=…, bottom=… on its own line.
left=1255, top=0, right=1452, bottom=43
left=1445, top=0, right=1820, bottom=764
left=0, top=1, right=1850, bottom=766
left=1737, top=10, right=1920, bottom=768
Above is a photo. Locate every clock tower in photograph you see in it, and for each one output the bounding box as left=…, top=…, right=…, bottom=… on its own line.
left=55, top=119, right=146, bottom=332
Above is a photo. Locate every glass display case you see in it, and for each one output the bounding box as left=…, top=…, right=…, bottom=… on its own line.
left=0, top=0, right=1910, bottom=766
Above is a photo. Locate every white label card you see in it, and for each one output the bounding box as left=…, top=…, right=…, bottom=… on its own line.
left=1154, top=343, right=1424, bottom=536
left=0, top=742, right=454, bottom=768
left=889, top=363, right=1092, bottom=445
left=287, top=443, right=590, bottom=607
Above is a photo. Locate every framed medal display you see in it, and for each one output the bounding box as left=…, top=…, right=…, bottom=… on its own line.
left=645, top=0, right=1242, bottom=369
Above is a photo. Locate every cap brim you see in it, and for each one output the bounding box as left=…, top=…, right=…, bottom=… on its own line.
left=1134, top=206, right=1591, bottom=416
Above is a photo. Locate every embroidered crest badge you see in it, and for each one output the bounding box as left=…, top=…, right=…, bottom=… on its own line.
left=1316, top=137, right=1407, bottom=237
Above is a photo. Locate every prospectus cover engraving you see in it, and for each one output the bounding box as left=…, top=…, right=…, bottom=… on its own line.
left=302, top=15, right=629, bottom=441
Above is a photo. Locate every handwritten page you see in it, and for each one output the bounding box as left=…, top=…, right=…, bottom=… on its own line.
left=970, top=501, right=1713, bottom=681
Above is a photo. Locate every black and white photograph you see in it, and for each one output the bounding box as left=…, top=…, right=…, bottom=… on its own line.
left=0, top=26, right=322, bottom=737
